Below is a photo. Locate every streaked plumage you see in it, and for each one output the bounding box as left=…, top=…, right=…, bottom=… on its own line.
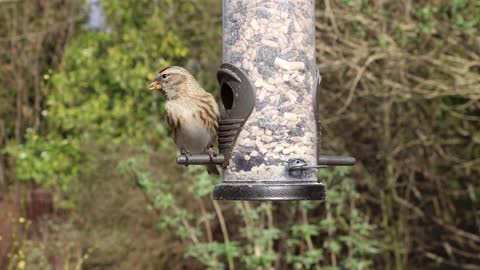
left=148, top=66, right=220, bottom=175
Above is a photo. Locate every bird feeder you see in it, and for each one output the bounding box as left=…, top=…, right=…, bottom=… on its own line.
left=177, top=0, right=355, bottom=200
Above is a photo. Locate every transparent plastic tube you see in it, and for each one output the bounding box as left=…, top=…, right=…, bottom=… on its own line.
left=222, top=0, right=318, bottom=181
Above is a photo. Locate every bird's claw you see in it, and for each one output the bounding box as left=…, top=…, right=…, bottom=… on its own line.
left=181, top=149, right=192, bottom=167
left=207, top=146, right=217, bottom=163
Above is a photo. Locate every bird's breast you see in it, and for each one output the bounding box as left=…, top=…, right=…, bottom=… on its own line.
left=165, top=100, right=213, bottom=153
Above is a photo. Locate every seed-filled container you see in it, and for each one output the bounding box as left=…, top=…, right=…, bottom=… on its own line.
left=213, top=0, right=325, bottom=200
left=175, top=0, right=355, bottom=199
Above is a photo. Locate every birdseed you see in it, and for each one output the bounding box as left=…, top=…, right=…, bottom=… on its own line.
left=223, top=0, right=319, bottom=181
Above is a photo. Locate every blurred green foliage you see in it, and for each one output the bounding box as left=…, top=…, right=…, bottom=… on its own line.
left=120, top=155, right=377, bottom=269
left=5, top=130, right=82, bottom=192
left=47, top=10, right=188, bottom=145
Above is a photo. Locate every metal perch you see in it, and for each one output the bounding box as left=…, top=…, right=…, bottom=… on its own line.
left=177, top=154, right=355, bottom=167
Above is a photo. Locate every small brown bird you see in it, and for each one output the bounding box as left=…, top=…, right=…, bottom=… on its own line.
left=148, top=66, right=220, bottom=175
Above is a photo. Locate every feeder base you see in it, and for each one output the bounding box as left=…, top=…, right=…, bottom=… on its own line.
left=213, top=181, right=326, bottom=201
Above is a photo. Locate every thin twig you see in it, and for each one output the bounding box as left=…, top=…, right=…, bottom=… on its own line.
left=197, top=197, right=218, bottom=268
left=300, top=208, right=320, bottom=270
left=337, top=53, right=386, bottom=114
left=211, top=196, right=234, bottom=270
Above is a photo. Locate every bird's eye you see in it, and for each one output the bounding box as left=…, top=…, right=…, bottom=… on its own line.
left=162, top=74, right=168, bottom=79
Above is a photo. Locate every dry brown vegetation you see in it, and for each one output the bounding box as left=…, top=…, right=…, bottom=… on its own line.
left=0, top=0, right=82, bottom=139
left=315, top=0, right=480, bottom=268
left=0, top=0, right=83, bottom=195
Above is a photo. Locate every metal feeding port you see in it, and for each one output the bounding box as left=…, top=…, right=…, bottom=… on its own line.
left=176, top=0, right=356, bottom=200
left=217, top=63, right=256, bottom=167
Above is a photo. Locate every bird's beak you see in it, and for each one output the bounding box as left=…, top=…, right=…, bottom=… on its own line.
left=148, top=81, right=161, bottom=91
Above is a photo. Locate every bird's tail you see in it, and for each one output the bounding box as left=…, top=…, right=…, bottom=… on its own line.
left=206, top=164, right=220, bottom=176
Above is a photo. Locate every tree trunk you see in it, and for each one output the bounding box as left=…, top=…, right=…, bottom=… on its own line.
left=0, top=120, right=6, bottom=190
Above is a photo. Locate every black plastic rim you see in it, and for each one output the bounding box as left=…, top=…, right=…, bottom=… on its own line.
left=213, top=181, right=326, bottom=201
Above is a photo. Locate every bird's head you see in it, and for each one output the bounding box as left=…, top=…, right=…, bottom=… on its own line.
left=148, top=66, right=199, bottom=100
